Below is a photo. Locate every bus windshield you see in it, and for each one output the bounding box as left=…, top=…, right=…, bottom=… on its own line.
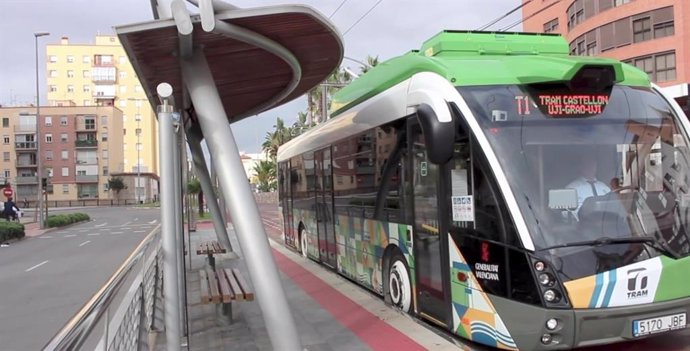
left=459, top=84, right=690, bottom=269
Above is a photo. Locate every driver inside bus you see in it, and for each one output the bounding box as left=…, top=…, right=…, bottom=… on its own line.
left=565, top=157, right=611, bottom=219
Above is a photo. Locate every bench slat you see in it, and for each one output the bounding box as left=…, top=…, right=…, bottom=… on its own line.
left=206, top=268, right=221, bottom=303
left=217, top=270, right=234, bottom=303
left=223, top=268, right=244, bottom=301
left=232, top=268, right=255, bottom=301
left=199, top=270, right=211, bottom=304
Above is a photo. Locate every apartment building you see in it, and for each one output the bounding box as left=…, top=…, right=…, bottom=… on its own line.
left=522, top=0, right=689, bottom=114
left=45, top=35, right=158, bottom=176
left=0, top=106, right=123, bottom=201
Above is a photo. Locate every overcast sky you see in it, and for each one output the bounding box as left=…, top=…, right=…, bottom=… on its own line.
left=0, top=0, right=521, bottom=153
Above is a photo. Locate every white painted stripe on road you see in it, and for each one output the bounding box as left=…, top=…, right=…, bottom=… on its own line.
left=38, top=236, right=54, bottom=239
left=95, top=222, right=107, bottom=227
left=121, top=222, right=131, bottom=226
left=25, top=260, right=49, bottom=272
left=148, top=219, right=157, bottom=224
left=79, top=240, right=91, bottom=247
left=87, top=233, right=101, bottom=236
left=133, top=218, right=138, bottom=221
left=134, top=230, right=146, bottom=233
left=112, top=231, right=123, bottom=234
left=64, top=234, right=77, bottom=238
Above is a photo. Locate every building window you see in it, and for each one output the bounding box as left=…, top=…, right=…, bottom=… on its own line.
left=101, top=132, right=108, bottom=142
left=85, top=118, right=95, bottom=130
left=84, top=100, right=91, bottom=106
left=102, top=149, right=108, bottom=159
left=83, top=85, right=90, bottom=93
left=83, top=70, right=90, bottom=78
left=119, top=56, right=126, bottom=64
left=119, top=100, right=127, bottom=108
left=3, top=152, right=9, bottom=161
left=67, top=55, right=74, bottom=63
left=67, top=70, right=74, bottom=78
left=3, top=170, right=9, bottom=178
left=119, top=71, right=127, bottom=79
left=45, top=134, right=53, bottom=143
left=61, top=133, right=68, bottom=142
left=103, top=166, right=109, bottom=176
left=654, top=21, right=674, bottom=38
left=77, top=170, right=86, bottom=176
left=101, top=115, right=108, bottom=125
left=633, top=17, right=651, bottom=43
left=123, top=128, right=127, bottom=136
left=45, top=116, right=52, bottom=126
left=49, top=55, right=57, bottom=63
left=586, top=42, right=597, bottom=56
left=614, top=0, right=630, bottom=6
left=49, top=85, right=57, bottom=92
left=63, top=184, right=69, bottom=194
left=67, top=85, right=74, bottom=93
left=119, top=85, right=127, bottom=93
left=135, top=128, right=141, bottom=136
left=135, top=114, right=141, bottom=122
left=136, top=143, right=143, bottom=151
left=82, top=55, right=90, bottom=63
left=60, top=116, right=68, bottom=126
left=135, top=85, right=143, bottom=93
left=61, top=150, right=68, bottom=160
left=543, top=18, right=559, bottom=33
left=49, top=70, right=58, bottom=78
left=2, top=118, right=8, bottom=128
left=655, top=52, right=676, bottom=82
left=46, top=150, right=53, bottom=160
left=62, top=167, right=69, bottom=177
left=2, top=135, right=8, bottom=144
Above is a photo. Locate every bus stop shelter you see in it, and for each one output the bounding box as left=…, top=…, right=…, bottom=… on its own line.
left=114, top=2, right=343, bottom=350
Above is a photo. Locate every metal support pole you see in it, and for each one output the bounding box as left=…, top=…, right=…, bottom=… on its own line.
left=181, top=50, right=302, bottom=350
left=172, top=119, right=187, bottom=337
left=186, top=127, right=233, bottom=252
left=157, top=99, right=181, bottom=351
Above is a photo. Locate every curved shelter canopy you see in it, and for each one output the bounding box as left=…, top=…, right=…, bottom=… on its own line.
left=115, top=5, right=343, bottom=123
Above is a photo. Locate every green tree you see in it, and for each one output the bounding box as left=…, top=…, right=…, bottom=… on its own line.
left=261, top=117, right=292, bottom=161
left=187, top=177, right=204, bottom=215
left=108, top=177, right=127, bottom=200
left=253, top=160, right=277, bottom=192
left=360, top=55, right=379, bottom=74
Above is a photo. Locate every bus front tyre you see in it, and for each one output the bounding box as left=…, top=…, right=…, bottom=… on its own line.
left=388, top=253, right=412, bottom=313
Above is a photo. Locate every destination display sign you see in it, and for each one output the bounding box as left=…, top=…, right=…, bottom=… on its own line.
left=535, top=93, right=610, bottom=116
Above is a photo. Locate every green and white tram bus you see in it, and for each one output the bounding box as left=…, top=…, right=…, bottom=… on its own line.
left=276, top=31, right=690, bottom=350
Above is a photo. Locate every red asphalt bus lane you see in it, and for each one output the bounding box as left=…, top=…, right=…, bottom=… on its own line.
left=253, top=203, right=690, bottom=351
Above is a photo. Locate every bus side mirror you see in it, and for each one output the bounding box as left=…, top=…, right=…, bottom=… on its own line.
left=417, top=103, right=454, bottom=164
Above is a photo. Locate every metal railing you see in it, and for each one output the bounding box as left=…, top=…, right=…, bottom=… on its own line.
left=43, top=227, right=163, bottom=351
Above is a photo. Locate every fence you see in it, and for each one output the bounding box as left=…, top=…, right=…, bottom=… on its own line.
left=19, top=199, right=145, bottom=209
left=43, top=228, right=163, bottom=351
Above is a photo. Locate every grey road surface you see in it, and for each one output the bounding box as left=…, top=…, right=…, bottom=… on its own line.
left=0, top=206, right=160, bottom=351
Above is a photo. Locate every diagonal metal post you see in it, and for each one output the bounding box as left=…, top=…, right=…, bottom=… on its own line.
left=180, top=50, right=302, bottom=350
left=185, top=126, right=233, bottom=252
left=172, top=119, right=187, bottom=337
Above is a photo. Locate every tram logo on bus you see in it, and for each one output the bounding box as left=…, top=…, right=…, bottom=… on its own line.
left=627, top=268, right=649, bottom=299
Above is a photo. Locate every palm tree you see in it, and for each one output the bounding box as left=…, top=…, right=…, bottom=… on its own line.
left=360, top=55, right=380, bottom=74
left=253, top=160, right=277, bottom=192
left=307, top=68, right=354, bottom=123
left=261, top=117, right=292, bottom=161
left=187, top=177, right=203, bottom=215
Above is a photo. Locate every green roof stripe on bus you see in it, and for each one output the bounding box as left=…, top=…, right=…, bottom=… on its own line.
left=331, top=31, right=651, bottom=117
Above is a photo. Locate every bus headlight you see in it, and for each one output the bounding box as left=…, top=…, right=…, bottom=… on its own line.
left=541, top=333, right=552, bottom=345
left=534, top=261, right=546, bottom=272
left=543, top=289, right=559, bottom=302
left=538, top=273, right=554, bottom=286
left=546, top=318, right=558, bottom=330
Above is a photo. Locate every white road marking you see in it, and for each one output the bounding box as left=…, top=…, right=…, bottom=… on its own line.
left=112, top=231, right=123, bottom=234
left=95, top=222, right=107, bottom=227
left=79, top=240, right=91, bottom=247
left=38, top=236, right=54, bottom=239
left=121, top=222, right=131, bottom=226
left=64, top=234, right=77, bottom=238
left=133, top=218, right=138, bottom=221
left=133, top=230, right=146, bottom=233
left=148, top=219, right=157, bottom=224
left=87, top=233, right=101, bottom=236
left=25, top=260, right=49, bottom=272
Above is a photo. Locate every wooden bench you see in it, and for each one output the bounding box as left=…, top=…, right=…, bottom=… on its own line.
left=196, top=241, right=226, bottom=269
left=199, top=268, right=254, bottom=322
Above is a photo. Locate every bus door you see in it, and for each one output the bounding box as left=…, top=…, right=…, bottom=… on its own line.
left=408, top=119, right=451, bottom=327
left=315, top=147, right=337, bottom=267
left=280, top=161, right=296, bottom=248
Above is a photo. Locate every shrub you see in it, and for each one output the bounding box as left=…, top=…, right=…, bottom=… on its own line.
left=0, top=221, right=25, bottom=242
left=45, top=213, right=90, bottom=228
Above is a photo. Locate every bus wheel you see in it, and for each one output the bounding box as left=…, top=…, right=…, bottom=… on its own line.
left=388, top=253, right=412, bottom=313
left=300, top=230, right=308, bottom=258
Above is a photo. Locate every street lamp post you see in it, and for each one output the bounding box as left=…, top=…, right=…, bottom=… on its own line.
left=35, top=32, right=49, bottom=229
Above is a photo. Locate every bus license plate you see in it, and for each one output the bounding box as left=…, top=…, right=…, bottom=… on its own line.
left=633, top=313, right=686, bottom=337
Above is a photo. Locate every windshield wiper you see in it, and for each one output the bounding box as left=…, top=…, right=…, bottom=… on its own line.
left=542, top=237, right=680, bottom=259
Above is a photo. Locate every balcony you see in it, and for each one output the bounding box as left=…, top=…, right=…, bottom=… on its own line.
left=76, top=125, right=97, bottom=132
left=75, top=140, right=98, bottom=148
left=76, top=175, right=99, bottom=183
left=14, top=125, right=36, bottom=133
left=15, top=141, right=37, bottom=150
left=76, top=159, right=97, bottom=165
left=93, top=91, right=116, bottom=99
left=16, top=160, right=37, bottom=168
left=16, top=176, right=38, bottom=184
